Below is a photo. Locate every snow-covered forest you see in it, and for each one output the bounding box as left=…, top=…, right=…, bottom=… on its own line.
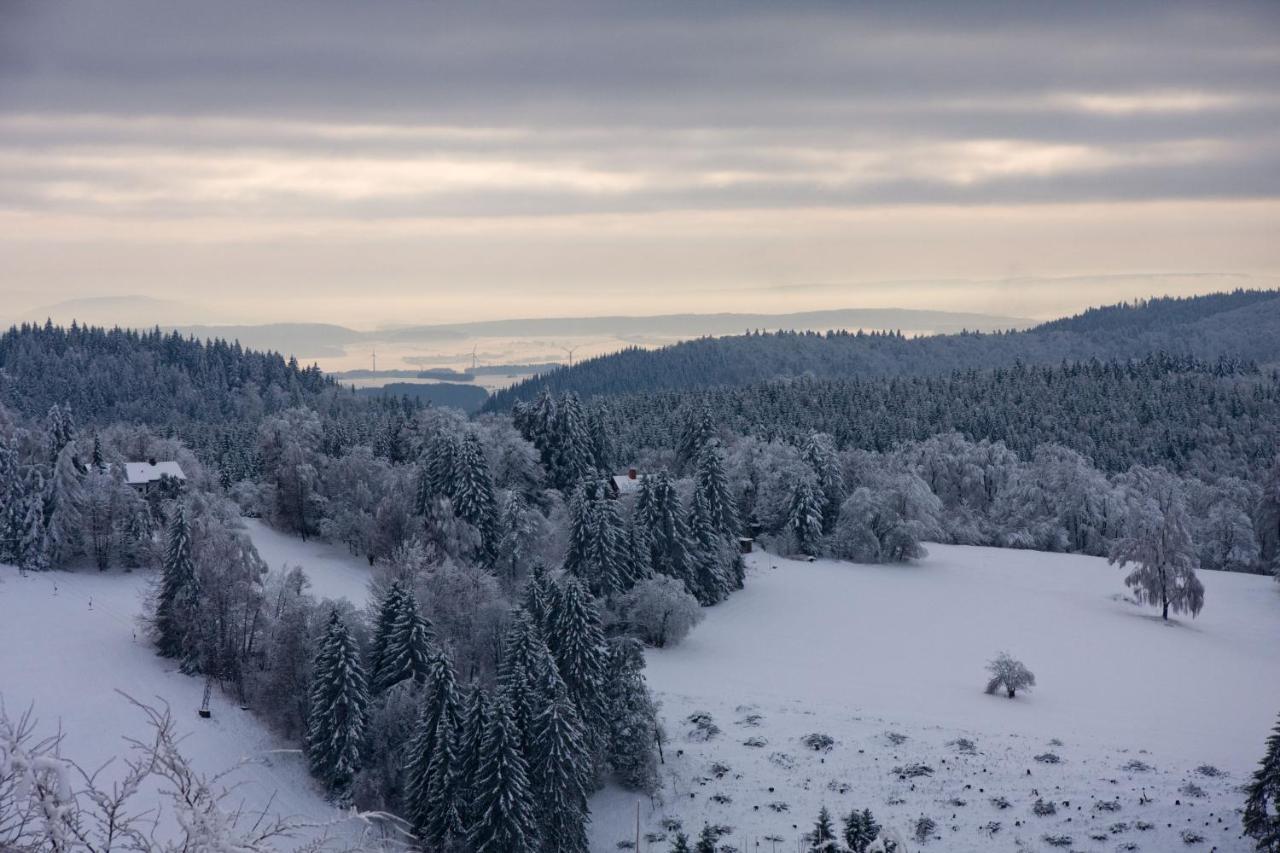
left=3, top=291, right=1280, bottom=851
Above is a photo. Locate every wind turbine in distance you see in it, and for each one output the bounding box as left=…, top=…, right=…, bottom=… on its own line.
left=560, top=344, right=579, bottom=368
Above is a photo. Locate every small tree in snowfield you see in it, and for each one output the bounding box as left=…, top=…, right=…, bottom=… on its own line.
left=985, top=652, right=1036, bottom=699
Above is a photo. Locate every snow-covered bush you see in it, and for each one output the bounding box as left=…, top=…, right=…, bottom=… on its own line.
left=615, top=576, right=704, bottom=648
left=984, top=652, right=1036, bottom=699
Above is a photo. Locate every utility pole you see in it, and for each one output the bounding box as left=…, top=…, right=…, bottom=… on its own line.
left=372, top=347, right=377, bottom=374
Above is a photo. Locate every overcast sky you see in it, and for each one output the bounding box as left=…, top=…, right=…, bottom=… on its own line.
left=1, top=0, right=1278, bottom=326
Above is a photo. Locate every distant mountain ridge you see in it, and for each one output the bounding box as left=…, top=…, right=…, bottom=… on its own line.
left=484, top=289, right=1280, bottom=410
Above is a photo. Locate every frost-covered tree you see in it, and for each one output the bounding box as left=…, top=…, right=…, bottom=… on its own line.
left=807, top=805, right=840, bottom=853
left=565, top=482, right=628, bottom=597
left=454, top=432, right=500, bottom=564
left=257, top=408, right=324, bottom=539
left=46, top=443, right=85, bottom=565
left=984, top=652, right=1036, bottom=699
left=468, top=696, right=541, bottom=853
left=637, top=470, right=695, bottom=588
left=687, top=486, right=732, bottom=605
left=843, top=808, right=882, bottom=853
left=669, top=832, right=691, bottom=853
left=604, top=638, right=660, bottom=792
left=694, top=824, right=719, bottom=853
left=305, top=609, right=368, bottom=802
left=366, top=580, right=408, bottom=691
left=404, top=650, right=463, bottom=832
left=694, top=440, right=739, bottom=536
left=786, top=473, right=825, bottom=557
left=457, top=683, right=492, bottom=829
left=152, top=503, right=198, bottom=662
left=1257, top=456, right=1280, bottom=577
left=419, top=705, right=466, bottom=849
left=676, top=407, right=716, bottom=474
left=371, top=587, right=435, bottom=694
left=616, top=576, right=704, bottom=648
left=1110, top=466, right=1205, bottom=620
left=803, top=432, right=845, bottom=533
left=530, top=685, right=592, bottom=853
left=420, top=430, right=460, bottom=509
left=17, top=473, right=51, bottom=573
left=497, top=490, right=538, bottom=585
left=0, top=435, right=21, bottom=564
left=1244, top=711, right=1280, bottom=851
left=547, top=578, right=609, bottom=742
left=829, top=470, right=942, bottom=563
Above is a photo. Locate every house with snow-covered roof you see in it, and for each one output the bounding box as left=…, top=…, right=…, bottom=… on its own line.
left=123, top=459, right=186, bottom=493
left=608, top=467, right=643, bottom=498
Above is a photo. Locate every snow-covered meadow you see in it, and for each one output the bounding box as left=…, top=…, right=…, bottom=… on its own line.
left=589, top=545, right=1280, bottom=852
left=4, top=532, right=1278, bottom=852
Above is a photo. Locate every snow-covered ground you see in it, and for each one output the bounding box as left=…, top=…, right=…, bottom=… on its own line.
left=589, top=545, right=1280, bottom=852
left=0, top=561, right=355, bottom=848
left=5, top=531, right=1278, bottom=852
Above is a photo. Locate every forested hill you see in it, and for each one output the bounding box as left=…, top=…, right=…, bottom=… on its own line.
left=484, top=289, right=1280, bottom=410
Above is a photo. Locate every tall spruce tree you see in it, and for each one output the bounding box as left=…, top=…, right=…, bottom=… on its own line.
left=687, top=486, right=731, bottom=605
left=807, top=806, right=839, bottom=852
left=1244, top=712, right=1280, bottom=851
left=18, top=485, right=50, bottom=572
left=693, top=824, right=719, bottom=853
left=306, top=610, right=369, bottom=802
left=453, top=432, right=499, bottom=564
left=803, top=432, right=845, bottom=533
left=367, top=580, right=407, bottom=691
left=787, top=473, right=826, bottom=557
left=419, top=707, right=466, bottom=849
left=153, top=504, right=198, bottom=660
left=372, top=587, right=435, bottom=694
left=604, top=638, right=660, bottom=792
left=404, top=650, right=463, bottom=832
left=547, top=578, right=609, bottom=746
left=47, top=443, right=85, bottom=565
left=531, top=685, right=592, bottom=853
left=458, top=683, right=493, bottom=829
left=637, top=471, right=695, bottom=590
left=468, top=696, right=541, bottom=853
left=843, top=808, right=882, bottom=853
left=498, top=609, right=558, bottom=755
left=695, top=440, right=739, bottom=537
left=0, top=435, right=20, bottom=564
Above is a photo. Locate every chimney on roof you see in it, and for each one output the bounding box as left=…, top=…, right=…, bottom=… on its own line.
left=148, top=457, right=157, bottom=466
left=628, top=467, right=637, bottom=480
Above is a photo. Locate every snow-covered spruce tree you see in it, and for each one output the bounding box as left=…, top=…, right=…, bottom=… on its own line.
left=1244, top=712, right=1280, bottom=851
left=637, top=470, right=696, bottom=590
left=153, top=503, right=199, bottom=661
left=371, top=587, right=436, bottom=694
left=522, top=561, right=554, bottom=637
left=984, top=652, right=1036, bottom=699
left=18, top=480, right=51, bottom=572
left=547, top=577, right=610, bottom=746
left=843, top=807, right=882, bottom=853
left=694, top=440, right=740, bottom=537
left=499, top=608, right=560, bottom=757
left=453, top=432, right=499, bottom=565
left=404, top=649, right=463, bottom=832
left=497, top=490, right=536, bottom=585
left=0, top=434, right=20, bottom=564
left=676, top=406, right=715, bottom=474
left=457, top=682, right=492, bottom=829
left=366, top=579, right=407, bottom=692
left=693, top=823, right=719, bottom=853
left=604, top=637, right=660, bottom=792
left=1259, top=455, right=1280, bottom=578
left=669, top=831, right=691, bottom=853
left=420, top=430, right=459, bottom=510
left=807, top=805, right=840, bottom=852
left=802, top=432, right=845, bottom=534
left=531, top=685, right=593, bottom=853
left=468, top=696, right=541, bottom=853
left=1109, top=465, right=1205, bottom=620
left=45, top=402, right=74, bottom=465
left=46, top=442, right=85, bottom=566
left=786, top=473, right=826, bottom=557
left=305, top=609, right=368, bottom=803
left=687, top=485, right=732, bottom=605
left=419, top=704, right=466, bottom=850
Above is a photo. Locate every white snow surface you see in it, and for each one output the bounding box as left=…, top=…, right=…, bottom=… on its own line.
left=5, top=528, right=1279, bottom=852
left=0, top=564, right=356, bottom=849
left=589, top=545, right=1280, bottom=852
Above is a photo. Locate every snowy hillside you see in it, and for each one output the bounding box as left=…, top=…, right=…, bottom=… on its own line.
left=4, top=532, right=1278, bottom=852
left=589, top=546, right=1280, bottom=852
left=0, top=561, right=358, bottom=847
